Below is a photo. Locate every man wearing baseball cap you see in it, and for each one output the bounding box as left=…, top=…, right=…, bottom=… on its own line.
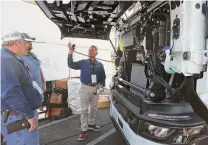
left=1, top=31, right=42, bottom=145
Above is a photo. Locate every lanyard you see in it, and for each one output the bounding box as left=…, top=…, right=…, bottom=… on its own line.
left=14, top=55, right=34, bottom=82
left=14, top=54, right=44, bottom=94
left=89, top=59, right=96, bottom=74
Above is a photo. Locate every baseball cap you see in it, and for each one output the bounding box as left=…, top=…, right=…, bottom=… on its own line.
left=2, top=31, right=35, bottom=42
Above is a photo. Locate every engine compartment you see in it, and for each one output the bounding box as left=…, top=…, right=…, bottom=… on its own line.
left=110, top=1, right=208, bottom=144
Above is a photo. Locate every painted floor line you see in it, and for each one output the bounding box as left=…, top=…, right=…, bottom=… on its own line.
left=38, top=114, right=79, bottom=130
left=86, top=128, right=116, bottom=145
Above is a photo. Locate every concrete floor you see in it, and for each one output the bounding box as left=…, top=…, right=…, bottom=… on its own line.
left=38, top=108, right=126, bottom=145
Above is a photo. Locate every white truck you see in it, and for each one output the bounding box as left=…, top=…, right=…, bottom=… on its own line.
left=36, top=1, right=208, bottom=144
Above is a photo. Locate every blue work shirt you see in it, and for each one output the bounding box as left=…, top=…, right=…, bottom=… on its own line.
left=1, top=48, right=42, bottom=119
left=68, top=54, right=106, bottom=86
left=21, top=52, right=42, bottom=89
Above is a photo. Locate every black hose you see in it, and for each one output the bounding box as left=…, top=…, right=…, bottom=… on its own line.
left=33, top=41, right=114, bottom=63
left=74, top=51, right=113, bottom=63
left=115, top=77, right=153, bottom=97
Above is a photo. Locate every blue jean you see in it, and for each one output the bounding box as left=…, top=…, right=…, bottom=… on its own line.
left=1, top=110, right=39, bottom=145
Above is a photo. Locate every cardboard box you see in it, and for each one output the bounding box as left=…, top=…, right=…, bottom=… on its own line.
left=97, top=95, right=110, bottom=109
left=55, top=78, right=68, bottom=89
left=50, top=93, right=62, bottom=104
left=46, top=108, right=62, bottom=117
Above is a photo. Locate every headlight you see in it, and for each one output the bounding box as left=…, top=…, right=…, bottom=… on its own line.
left=138, top=120, right=208, bottom=144
left=147, top=125, right=174, bottom=138
left=172, top=125, right=207, bottom=144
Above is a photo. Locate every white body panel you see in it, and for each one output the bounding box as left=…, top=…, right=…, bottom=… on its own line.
left=168, top=1, right=207, bottom=75
left=110, top=103, right=165, bottom=145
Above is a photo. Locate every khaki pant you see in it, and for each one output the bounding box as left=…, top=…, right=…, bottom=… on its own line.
left=79, top=84, right=99, bottom=131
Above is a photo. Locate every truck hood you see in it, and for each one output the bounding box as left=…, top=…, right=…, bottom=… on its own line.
left=35, top=0, right=133, bottom=40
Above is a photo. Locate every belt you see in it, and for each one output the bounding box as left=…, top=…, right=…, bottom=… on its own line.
left=1, top=110, right=19, bottom=116
left=9, top=110, right=19, bottom=115
left=2, top=110, right=19, bottom=123
left=82, top=83, right=97, bottom=87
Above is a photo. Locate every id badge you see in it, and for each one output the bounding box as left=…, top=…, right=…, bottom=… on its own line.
left=91, top=74, right=97, bottom=83
left=32, top=81, right=43, bottom=94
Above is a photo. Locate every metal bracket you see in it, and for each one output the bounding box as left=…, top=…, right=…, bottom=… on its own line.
left=172, top=17, right=180, bottom=40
